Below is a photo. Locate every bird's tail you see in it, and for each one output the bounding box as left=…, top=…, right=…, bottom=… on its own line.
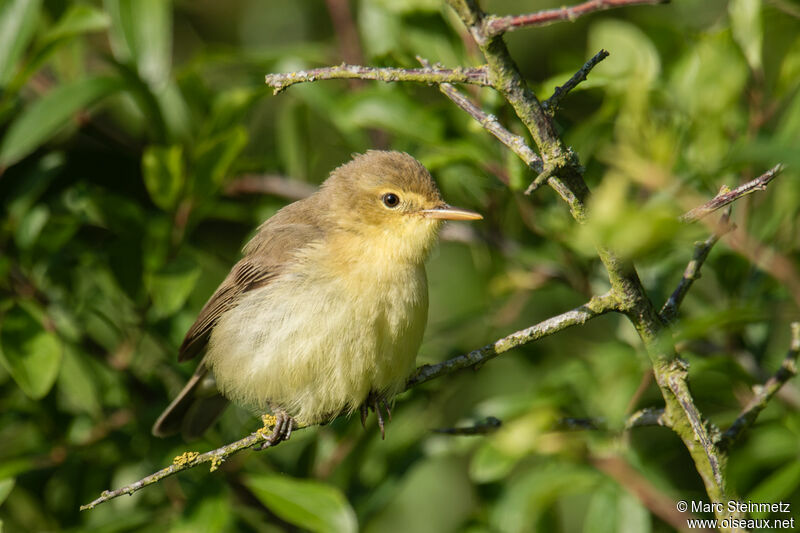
left=151, top=361, right=229, bottom=440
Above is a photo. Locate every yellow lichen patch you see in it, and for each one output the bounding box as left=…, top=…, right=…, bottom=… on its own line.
left=257, top=414, right=278, bottom=440
left=209, top=455, right=224, bottom=472
left=172, top=451, right=199, bottom=466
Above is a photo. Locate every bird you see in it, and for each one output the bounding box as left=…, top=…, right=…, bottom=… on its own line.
left=151, top=150, right=482, bottom=445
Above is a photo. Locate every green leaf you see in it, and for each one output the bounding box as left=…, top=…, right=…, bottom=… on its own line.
left=729, top=0, right=762, bottom=72
left=146, top=253, right=201, bottom=318
left=777, top=35, right=800, bottom=98
left=56, top=345, right=101, bottom=417
left=0, top=478, right=14, bottom=506
left=171, top=496, right=233, bottom=533
left=14, top=204, right=49, bottom=249
left=5, top=4, right=111, bottom=102
left=670, top=34, right=748, bottom=117
left=746, top=461, right=800, bottom=518
left=205, top=87, right=262, bottom=137
left=244, top=474, right=357, bottom=533
left=0, top=0, right=41, bottom=86
left=142, top=145, right=185, bottom=210
left=338, top=89, right=445, bottom=143
left=105, top=0, right=172, bottom=87
left=491, top=462, right=600, bottom=532
left=583, top=484, right=618, bottom=533
left=192, top=127, right=248, bottom=195
left=469, top=441, right=517, bottom=483
left=0, top=305, right=63, bottom=399
left=618, top=489, right=651, bottom=533
left=587, top=19, right=660, bottom=92
left=42, top=4, right=110, bottom=43
left=0, top=76, right=125, bottom=166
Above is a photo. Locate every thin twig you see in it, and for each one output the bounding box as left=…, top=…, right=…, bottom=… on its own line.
left=80, top=433, right=264, bottom=510
left=265, top=63, right=490, bottom=94
left=81, top=292, right=620, bottom=510
left=660, top=207, right=733, bottom=324
left=224, top=174, right=316, bottom=201
left=555, top=408, right=666, bottom=431
left=680, top=164, right=783, bottom=222
left=433, top=416, right=502, bottom=435
left=543, top=49, right=610, bottom=113
left=719, top=323, right=800, bottom=450
left=417, top=56, right=543, bottom=174
left=483, top=0, right=670, bottom=37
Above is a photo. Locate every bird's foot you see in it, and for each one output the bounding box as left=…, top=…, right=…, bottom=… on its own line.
left=359, top=392, right=392, bottom=440
left=257, top=411, right=294, bottom=449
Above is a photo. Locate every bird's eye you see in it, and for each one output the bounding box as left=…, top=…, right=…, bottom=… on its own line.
left=382, top=193, right=400, bottom=208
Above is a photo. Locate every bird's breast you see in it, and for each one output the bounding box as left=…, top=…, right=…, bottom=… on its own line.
left=205, top=242, right=429, bottom=425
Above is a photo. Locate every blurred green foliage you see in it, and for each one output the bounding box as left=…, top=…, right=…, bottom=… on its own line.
left=0, top=0, right=799, bottom=532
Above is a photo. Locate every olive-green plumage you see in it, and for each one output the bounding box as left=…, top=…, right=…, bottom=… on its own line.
left=152, top=151, right=481, bottom=440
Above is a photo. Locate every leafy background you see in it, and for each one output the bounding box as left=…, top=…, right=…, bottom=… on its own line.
left=1, top=0, right=799, bottom=531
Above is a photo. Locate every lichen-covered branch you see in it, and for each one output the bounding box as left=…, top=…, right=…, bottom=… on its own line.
left=443, top=0, right=738, bottom=526
left=416, top=56, right=543, bottom=174
left=556, top=408, right=667, bottom=431
left=408, top=291, right=618, bottom=387
left=625, top=407, right=667, bottom=429
left=680, top=164, right=783, bottom=222
left=719, top=322, right=800, bottom=450
left=265, top=63, right=490, bottom=94
left=81, top=433, right=265, bottom=510
left=543, top=49, right=610, bottom=114
left=660, top=208, right=733, bottom=324
left=81, top=292, right=619, bottom=510
left=665, top=363, right=725, bottom=490
left=446, top=0, right=590, bottom=220
left=483, top=0, right=670, bottom=37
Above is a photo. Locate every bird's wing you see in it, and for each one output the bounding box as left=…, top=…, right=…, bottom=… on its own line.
left=178, top=216, right=325, bottom=362
left=178, top=259, right=276, bottom=361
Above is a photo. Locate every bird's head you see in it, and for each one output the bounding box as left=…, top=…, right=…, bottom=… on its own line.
left=319, top=151, right=482, bottom=263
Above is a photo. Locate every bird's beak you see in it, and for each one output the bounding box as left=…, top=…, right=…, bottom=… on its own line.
left=419, top=204, right=483, bottom=221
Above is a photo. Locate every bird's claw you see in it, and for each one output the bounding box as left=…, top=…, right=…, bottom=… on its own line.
left=360, top=392, right=392, bottom=440
left=258, top=411, right=294, bottom=450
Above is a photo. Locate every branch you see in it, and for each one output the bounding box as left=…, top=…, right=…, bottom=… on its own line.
left=224, top=174, right=317, bottom=201
left=265, top=63, right=490, bottom=94
left=407, top=291, right=619, bottom=387
left=662, top=165, right=785, bottom=321
left=446, top=0, right=591, bottom=219
left=483, top=0, right=670, bottom=37
left=625, top=407, right=667, bottom=429
left=719, top=322, right=800, bottom=450
left=659, top=207, right=733, bottom=324
left=80, top=433, right=265, bottom=510
left=446, top=0, right=736, bottom=521
left=664, top=362, right=725, bottom=490
left=554, top=408, right=667, bottom=431
left=416, top=56, right=543, bottom=174
left=542, top=49, right=610, bottom=114
left=81, top=292, right=619, bottom=510
left=680, top=164, right=783, bottom=222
